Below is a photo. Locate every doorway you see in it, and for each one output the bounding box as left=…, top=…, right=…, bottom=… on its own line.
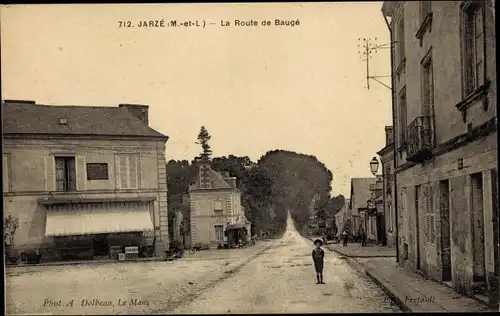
left=377, top=214, right=385, bottom=245
left=471, top=173, right=486, bottom=292
left=440, top=180, right=452, bottom=282
left=93, top=234, right=109, bottom=257
left=415, top=185, right=422, bottom=271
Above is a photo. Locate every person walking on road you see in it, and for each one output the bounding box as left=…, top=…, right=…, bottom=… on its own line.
left=359, top=226, right=367, bottom=246
left=312, top=239, right=325, bottom=284
left=342, top=230, right=348, bottom=246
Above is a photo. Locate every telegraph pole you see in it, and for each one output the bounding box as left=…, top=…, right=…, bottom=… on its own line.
left=357, top=37, right=392, bottom=91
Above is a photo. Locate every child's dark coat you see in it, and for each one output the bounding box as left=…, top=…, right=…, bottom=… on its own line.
left=312, top=248, right=325, bottom=272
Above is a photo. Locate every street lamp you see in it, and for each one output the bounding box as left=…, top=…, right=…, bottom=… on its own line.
left=369, top=157, right=380, bottom=176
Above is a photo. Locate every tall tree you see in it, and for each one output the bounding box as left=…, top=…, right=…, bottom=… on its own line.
left=196, top=126, right=213, bottom=160
left=166, top=160, right=192, bottom=242
left=256, top=150, right=334, bottom=236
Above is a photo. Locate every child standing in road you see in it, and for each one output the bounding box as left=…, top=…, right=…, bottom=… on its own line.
left=342, top=230, right=348, bottom=246
left=312, top=239, right=325, bottom=284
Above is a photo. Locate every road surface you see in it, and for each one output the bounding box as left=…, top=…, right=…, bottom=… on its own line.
left=170, top=214, right=400, bottom=313
left=6, top=214, right=400, bottom=314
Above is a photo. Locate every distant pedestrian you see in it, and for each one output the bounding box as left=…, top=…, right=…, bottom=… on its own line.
left=360, top=227, right=367, bottom=246
left=312, top=239, right=325, bottom=284
left=342, top=230, right=348, bottom=246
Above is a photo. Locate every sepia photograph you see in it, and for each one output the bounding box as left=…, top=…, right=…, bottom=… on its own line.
left=1, top=1, right=498, bottom=314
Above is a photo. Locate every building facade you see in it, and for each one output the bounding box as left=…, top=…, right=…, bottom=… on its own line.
left=367, top=176, right=384, bottom=244
left=188, top=159, right=250, bottom=247
left=382, top=1, right=498, bottom=306
left=378, top=126, right=396, bottom=248
left=2, top=101, right=170, bottom=261
left=335, top=198, right=350, bottom=238
left=348, top=178, right=376, bottom=237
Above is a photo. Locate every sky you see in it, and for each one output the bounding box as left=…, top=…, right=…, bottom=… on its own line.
left=1, top=3, right=392, bottom=197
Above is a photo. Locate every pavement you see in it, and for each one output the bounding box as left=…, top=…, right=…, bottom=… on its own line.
left=6, top=256, right=163, bottom=269
left=170, top=218, right=399, bottom=314
left=326, top=242, right=396, bottom=258
left=6, top=218, right=400, bottom=315
left=313, top=238, right=492, bottom=312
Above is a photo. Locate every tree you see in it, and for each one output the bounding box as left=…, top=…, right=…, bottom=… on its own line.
left=256, top=150, right=334, bottom=236
left=196, top=126, right=213, bottom=160
left=166, top=160, right=193, bottom=243
left=4, top=214, right=19, bottom=246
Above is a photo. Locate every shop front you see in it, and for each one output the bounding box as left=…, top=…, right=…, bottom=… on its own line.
left=42, top=199, right=156, bottom=261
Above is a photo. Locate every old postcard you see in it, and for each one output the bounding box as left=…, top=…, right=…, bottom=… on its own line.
left=1, top=1, right=498, bottom=315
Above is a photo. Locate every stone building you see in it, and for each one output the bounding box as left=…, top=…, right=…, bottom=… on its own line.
left=348, top=178, right=376, bottom=236
left=377, top=126, right=396, bottom=248
left=367, top=176, right=384, bottom=244
left=188, top=160, right=250, bottom=247
left=382, top=1, right=497, bottom=306
left=335, top=199, right=350, bottom=238
left=2, top=100, right=170, bottom=260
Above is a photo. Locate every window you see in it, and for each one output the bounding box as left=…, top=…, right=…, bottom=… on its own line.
left=55, top=157, right=76, bottom=192
left=397, top=13, right=406, bottom=65
left=86, top=163, right=109, bottom=180
left=398, top=89, right=407, bottom=146
left=462, top=2, right=485, bottom=96
left=421, top=51, right=434, bottom=117
left=117, top=155, right=138, bottom=189
left=3, top=154, right=10, bottom=192
left=214, top=200, right=223, bottom=212
left=214, top=225, right=224, bottom=241
left=385, top=166, right=392, bottom=195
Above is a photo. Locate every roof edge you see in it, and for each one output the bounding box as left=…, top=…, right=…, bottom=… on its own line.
left=3, top=133, right=169, bottom=141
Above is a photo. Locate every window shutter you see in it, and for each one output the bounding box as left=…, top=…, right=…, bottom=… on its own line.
left=115, top=155, right=120, bottom=189
left=3, top=154, right=10, bottom=192
left=76, top=156, right=86, bottom=191
left=128, top=155, right=138, bottom=189
left=67, top=158, right=77, bottom=191
left=429, top=184, right=435, bottom=243
left=423, top=185, right=429, bottom=239
left=119, top=155, right=128, bottom=189
left=45, top=156, right=56, bottom=191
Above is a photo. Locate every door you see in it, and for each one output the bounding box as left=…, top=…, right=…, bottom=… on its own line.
left=415, top=185, right=422, bottom=270
left=93, top=234, right=109, bottom=256
left=471, top=173, right=486, bottom=284
left=440, top=180, right=452, bottom=282
left=377, top=214, right=385, bottom=244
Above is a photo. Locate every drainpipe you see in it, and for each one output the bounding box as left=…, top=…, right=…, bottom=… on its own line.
left=152, top=201, right=157, bottom=255
left=382, top=10, right=399, bottom=263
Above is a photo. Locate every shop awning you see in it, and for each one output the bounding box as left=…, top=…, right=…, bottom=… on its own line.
left=226, top=223, right=248, bottom=230
left=45, top=208, right=154, bottom=237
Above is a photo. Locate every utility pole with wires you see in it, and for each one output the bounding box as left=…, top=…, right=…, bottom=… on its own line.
left=357, top=37, right=392, bottom=91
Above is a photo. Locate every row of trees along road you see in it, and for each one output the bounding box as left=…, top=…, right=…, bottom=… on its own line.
left=166, top=126, right=345, bottom=239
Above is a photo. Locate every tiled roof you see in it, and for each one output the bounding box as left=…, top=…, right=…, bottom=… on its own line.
left=350, top=178, right=376, bottom=210
left=189, top=166, right=234, bottom=191
left=2, top=101, right=167, bottom=138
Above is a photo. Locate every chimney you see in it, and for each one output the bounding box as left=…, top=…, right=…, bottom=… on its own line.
left=119, top=104, right=149, bottom=125
left=198, top=159, right=212, bottom=189
left=385, top=126, right=394, bottom=145
left=226, top=177, right=237, bottom=189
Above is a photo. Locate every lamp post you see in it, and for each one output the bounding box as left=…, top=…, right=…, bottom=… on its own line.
left=369, top=157, right=386, bottom=246
left=370, top=157, right=380, bottom=176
